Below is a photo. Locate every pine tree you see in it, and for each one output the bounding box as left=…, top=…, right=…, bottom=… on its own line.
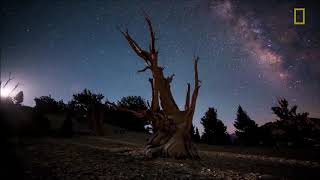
left=271, top=98, right=309, bottom=122
left=234, top=105, right=258, bottom=145
left=271, top=98, right=312, bottom=145
left=201, top=107, right=229, bottom=145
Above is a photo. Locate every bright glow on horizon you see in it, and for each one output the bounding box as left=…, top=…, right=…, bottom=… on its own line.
left=1, top=88, right=11, bottom=97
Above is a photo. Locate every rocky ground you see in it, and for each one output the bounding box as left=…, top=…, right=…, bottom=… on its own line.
left=5, top=136, right=320, bottom=180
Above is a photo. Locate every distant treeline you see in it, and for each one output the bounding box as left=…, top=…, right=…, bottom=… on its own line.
left=1, top=88, right=320, bottom=147
left=194, top=99, right=320, bottom=147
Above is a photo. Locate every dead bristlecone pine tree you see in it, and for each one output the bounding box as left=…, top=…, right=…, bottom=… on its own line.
left=120, top=16, right=201, bottom=159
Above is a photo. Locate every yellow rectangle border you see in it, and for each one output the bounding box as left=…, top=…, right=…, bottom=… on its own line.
left=294, top=8, right=305, bottom=25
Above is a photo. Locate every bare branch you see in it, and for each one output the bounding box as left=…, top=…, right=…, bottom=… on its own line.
left=137, top=66, right=150, bottom=73
left=166, top=74, right=175, bottom=84
left=184, top=83, right=191, bottom=110
left=144, top=15, right=156, bottom=53
left=121, top=29, right=151, bottom=65
left=2, top=72, right=14, bottom=88
left=190, top=57, right=201, bottom=113
left=8, top=83, right=19, bottom=96
left=105, top=101, right=147, bottom=119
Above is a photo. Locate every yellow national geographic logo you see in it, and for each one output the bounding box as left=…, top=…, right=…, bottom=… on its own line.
left=294, top=8, right=305, bottom=25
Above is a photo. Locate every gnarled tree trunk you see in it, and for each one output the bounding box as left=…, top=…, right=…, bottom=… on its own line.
left=120, top=16, right=201, bottom=159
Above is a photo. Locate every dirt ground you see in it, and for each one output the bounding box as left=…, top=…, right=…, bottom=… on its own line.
left=5, top=136, right=320, bottom=180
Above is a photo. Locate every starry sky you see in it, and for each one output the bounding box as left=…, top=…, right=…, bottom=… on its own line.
left=1, top=0, right=320, bottom=132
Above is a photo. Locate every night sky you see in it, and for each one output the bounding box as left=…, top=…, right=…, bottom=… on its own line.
left=1, top=0, right=320, bottom=132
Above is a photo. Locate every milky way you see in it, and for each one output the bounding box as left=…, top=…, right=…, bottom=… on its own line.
left=207, top=0, right=320, bottom=120
left=211, top=0, right=292, bottom=84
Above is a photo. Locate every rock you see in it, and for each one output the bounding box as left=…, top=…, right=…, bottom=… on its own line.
left=259, top=174, right=278, bottom=180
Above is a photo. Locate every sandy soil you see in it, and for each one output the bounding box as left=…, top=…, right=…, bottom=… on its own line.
left=8, top=136, right=320, bottom=180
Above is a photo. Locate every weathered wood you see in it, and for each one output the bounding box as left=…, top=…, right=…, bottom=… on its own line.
left=121, top=16, right=201, bottom=159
